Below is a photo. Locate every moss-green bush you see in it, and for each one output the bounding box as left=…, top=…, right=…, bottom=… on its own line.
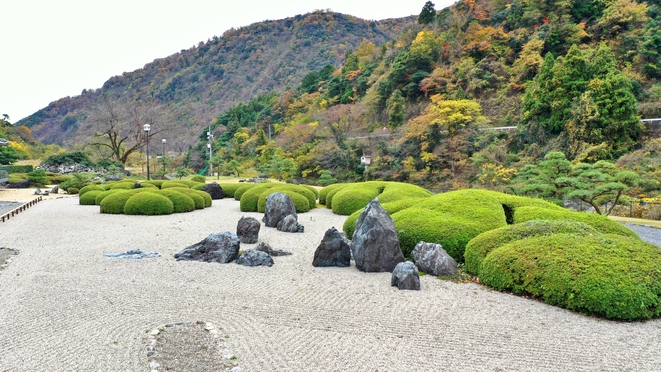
left=480, top=233, right=661, bottom=320
left=327, top=181, right=432, bottom=215
left=142, top=180, right=164, bottom=189
left=191, top=175, right=206, bottom=183
left=171, top=187, right=206, bottom=209
left=46, top=174, right=72, bottom=184
left=138, top=182, right=158, bottom=189
left=79, top=190, right=104, bottom=205
left=67, top=187, right=80, bottom=195
left=79, top=185, right=105, bottom=196
left=217, top=183, right=243, bottom=198
left=324, top=184, right=352, bottom=209
left=238, top=184, right=276, bottom=211
left=514, top=206, right=638, bottom=238
left=177, top=180, right=204, bottom=188
left=464, top=220, right=599, bottom=276
left=107, top=182, right=135, bottom=190
left=234, top=183, right=258, bottom=200
left=319, top=183, right=348, bottom=205
left=191, top=183, right=204, bottom=191
left=240, top=184, right=314, bottom=213
left=99, top=189, right=145, bottom=214
left=154, top=189, right=196, bottom=213
left=94, top=189, right=123, bottom=205
left=194, top=190, right=212, bottom=207
left=161, top=181, right=189, bottom=189
left=123, top=192, right=174, bottom=215
left=342, top=197, right=432, bottom=240
left=302, top=185, right=319, bottom=199
left=256, top=191, right=310, bottom=213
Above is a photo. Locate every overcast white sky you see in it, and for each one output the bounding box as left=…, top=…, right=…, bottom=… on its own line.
left=1, top=0, right=455, bottom=122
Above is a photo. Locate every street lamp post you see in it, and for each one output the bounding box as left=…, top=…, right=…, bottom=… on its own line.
left=207, top=125, right=214, bottom=177
left=161, top=139, right=167, bottom=174
left=143, top=124, right=151, bottom=181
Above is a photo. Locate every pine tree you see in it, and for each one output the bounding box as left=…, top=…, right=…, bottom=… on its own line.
left=387, top=90, right=406, bottom=128
left=418, top=1, right=436, bottom=25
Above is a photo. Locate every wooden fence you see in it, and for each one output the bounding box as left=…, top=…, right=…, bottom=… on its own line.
left=1, top=196, right=43, bottom=223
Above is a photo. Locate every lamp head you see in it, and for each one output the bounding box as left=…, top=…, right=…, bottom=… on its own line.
left=143, top=124, right=151, bottom=132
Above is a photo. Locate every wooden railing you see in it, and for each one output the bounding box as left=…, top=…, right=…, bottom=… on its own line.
left=1, top=196, right=43, bottom=223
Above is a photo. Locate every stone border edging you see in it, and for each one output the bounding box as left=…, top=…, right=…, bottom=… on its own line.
left=1, top=196, right=42, bottom=222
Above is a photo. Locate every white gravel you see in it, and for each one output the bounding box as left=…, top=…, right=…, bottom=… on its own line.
left=1, top=197, right=660, bottom=371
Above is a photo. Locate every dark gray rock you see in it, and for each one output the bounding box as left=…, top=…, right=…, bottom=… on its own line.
left=391, top=261, right=421, bottom=290
left=174, top=232, right=240, bottom=263
left=104, top=249, right=160, bottom=259
left=50, top=186, right=59, bottom=194
left=255, top=242, right=292, bottom=256
left=7, top=180, right=30, bottom=189
left=411, top=241, right=457, bottom=276
left=34, top=188, right=42, bottom=195
left=201, top=182, right=224, bottom=200
left=312, top=227, right=351, bottom=267
left=133, top=182, right=142, bottom=189
left=351, top=198, right=405, bottom=272
left=263, top=192, right=297, bottom=228
left=236, top=216, right=260, bottom=244
left=236, top=249, right=274, bottom=267
left=276, top=214, right=304, bottom=233
left=105, top=175, right=123, bottom=181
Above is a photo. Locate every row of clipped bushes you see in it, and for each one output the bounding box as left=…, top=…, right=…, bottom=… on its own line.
left=319, top=181, right=432, bottom=215
left=79, top=180, right=211, bottom=215
left=231, top=182, right=319, bottom=213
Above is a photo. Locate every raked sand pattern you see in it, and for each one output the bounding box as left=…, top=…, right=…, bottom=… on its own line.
left=1, top=197, right=660, bottom=371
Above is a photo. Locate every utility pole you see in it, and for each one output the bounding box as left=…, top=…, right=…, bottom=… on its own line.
left=207, top=125, right=214, bottom=177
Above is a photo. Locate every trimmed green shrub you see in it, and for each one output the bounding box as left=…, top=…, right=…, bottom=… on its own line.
left=302, top=185, right=319, bottom=199
left=343, top=197, right=429, bottom=239
left=377, top=182, right=432, bottom=204
left=94, top=189, right=124, bottom=205
left=46, top=173, right=72, bottom=184
left=67, top=187, right=80, bottom=195
left=256, top=191, right=310, bottom=213
left=138, top=182, right=158, bottom=188
left=465, top=220, right=599, bottom=276
left=8, top=173, right=26, bottom=183
left=319, top=183, right=348, bottom=205
left=191, top=175, right=206, bottom=183
left=217, top=183, right=242, bottom=198
left=79, top=190, right=103, bottom=205
left=239, top=184, right=277, bottom=211
left=514, top=206, right=638, bottom=238
left=194, top=190, right=212, bottom=207
left=324, top=184, right=352, bottom=209
left=108, top=182, right=135, bottom=190
left=331, top=185, right=381, bottom=215
left=7, top=165, right=33, bottom=173
left=171, top=187, right=206, bottom=209
left=99, top=189, right=149, bottom=214
left=234, top=184, right=258, bottom=200
left=27, top=169, right=49, bottom=186
left=240, top=184, right=315, bottom=212
left=479, top=233, right=661, bottom=320
left=173, top=180, right=203, bottom=188
left=79, top=185, right=105, bottom=196
left=142, top=180, right=164, bottom=189
left=191, top=183, right=204, bottom=190
left=161, top=181, right=190, bottom=189
left=124, top=193, right=174, bottom=215
left=154, top=189, right=196, bottom=213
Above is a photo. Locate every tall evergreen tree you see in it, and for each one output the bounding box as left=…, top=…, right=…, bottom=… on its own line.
left=418, top=1, right=436, bottom=25
left=387, top=90, right=406, bottom=128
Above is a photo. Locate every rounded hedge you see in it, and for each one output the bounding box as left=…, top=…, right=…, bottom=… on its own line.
left=319, top=183, right=348, bottom=205
left=194, top=190, right=212, bottom=207
left=161, top=181, right=190, bottom=189
left=138, top=182, right=158, bottom=189
left=327, top=181, right=432, bottom=215
left=234, top=184, right=258, bottom=200
left=513, top=206, right=638, bottom=238
left=67, top=187, right=80, bottom=195
left=479, top=233, right=661, bottom=320
left=123, top=192, right=174, bottom=215
left=239, top=184, right=314, bottom=212
left=154, top=189, right=196, bottom=213
left=256, top=191, right=310, bottom=213
left=171, top=187, right=206, bottom=209
left=94, top=189, right=124, bottom=205
left=142, top=180, right=164, bottom=189
left=191, top=175, right=206, bottom=183
left=343, top=197, right=435, bottom=240
left=108, top=182, right=135, bottom=190
left=239, top=184, right=277, bottom=211
left=100, top=189, right=146, bottom=214
left=464, top=220, right=599, bottom=276
left=79, top=190, right=104, bottom=205
left=218, top=183, right=243, bottom=199
left=79, top=185, right=105, bottom=196
left=302, top=185, right=320, bottom=199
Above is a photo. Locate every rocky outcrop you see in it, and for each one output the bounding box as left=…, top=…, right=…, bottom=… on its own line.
left=262, top=192, right=297, bottom=228
left=236, top=216, right=260, bottom=244
left=201, top=182, right=224, bottom=200
left=174, top=232, right=240, bottom=263
left=351, top=198, right=405, bottom=272
left=411, top=241, right=457, bottom=276
left=276, top=214, right=304, bottom=233
left=255, top=242, right=292, bottom=256
left=391, top=262, right=421, bottom=290
left=7, top=180, right=30, bottom=189
left=236, top=249, right=274, bottom=267
left=104, top=249, right=160, bottom=259
left=312, top=227, right=351, bottom=267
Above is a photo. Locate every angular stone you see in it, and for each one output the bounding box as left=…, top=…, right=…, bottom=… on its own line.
left=255, top=242, right=292, bottom=256
left=236, top=216, right=260, bottom=244
left=236, top=249, right=274, bottom=267
left=351, top=198, right=405, bottom=272
left=201, top=182, right=224, bottom=200
left=174, top=232, right=240, bottom=263
left=262, top=192, right=297, bottom=228
left=276, top=214, right=304, bottom=233
left=312, top=227, right=351, bottom=267
left=411, top=241, right=457, bottom=276
left=391, top=261, right=421, bottom=290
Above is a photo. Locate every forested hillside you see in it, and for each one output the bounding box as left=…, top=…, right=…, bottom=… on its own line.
left=16, top=11, right=414, bottom=152
left=182, top=0, right=661, bottom=193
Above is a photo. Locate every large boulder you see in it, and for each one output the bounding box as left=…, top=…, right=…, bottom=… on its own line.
left=312, top=227, right=351, bottom=267
left=201, top=182, right=224, bottom=200
left=236, top=249, right=274, bottom=267
left=255, top=242, right=292, bottom=256
left=411, top=241, right=457, bottom=276
left=391, top=261, right=421, bottom=290
left=351, top=198, right=405, bottom=272
left=262, top=192, right=297, bottom=227
left=174, top=232, right=240, bottom=263
left=276, top=214, right=304, bottom=233
left=7, top=180, right=30, bottom=189
left=236, top=216, right=260, bottom=244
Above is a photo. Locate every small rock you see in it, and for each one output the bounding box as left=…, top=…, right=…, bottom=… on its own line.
left=255, top=242, right=292, bottom=256
left=391, top=261, right=421, bottom=290
left=411, top=241, right=457, bottom=276
left=236, top=249, right=274, bottom=267
left=262, top=192, right=297, bottom=227
left=312, top=227, right=351, bottom=267
left=236, top=216, right=260, bottom=244
left=276, top=214, right=304, bottom=233
left=174, top=232, right=240, bottom=263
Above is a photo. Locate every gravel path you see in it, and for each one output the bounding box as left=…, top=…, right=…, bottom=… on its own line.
left=621, top=223, right=661, bottom=247
left=1, top=198, right=660, bottom=371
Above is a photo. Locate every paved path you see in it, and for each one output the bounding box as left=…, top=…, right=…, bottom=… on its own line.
left=1, top=197, right=660, bottom=371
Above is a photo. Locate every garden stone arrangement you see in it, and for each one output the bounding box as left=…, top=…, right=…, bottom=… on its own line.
left=312, top=227, right=351, bottom=267
left=175, top=232, right=240, bottom=263
left=236, top=216, right=260, bottom=244
left=391, top=261, right=421, bottom=290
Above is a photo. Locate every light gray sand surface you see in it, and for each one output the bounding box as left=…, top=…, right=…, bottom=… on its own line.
left=1, top=197, right=660, bottom=371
